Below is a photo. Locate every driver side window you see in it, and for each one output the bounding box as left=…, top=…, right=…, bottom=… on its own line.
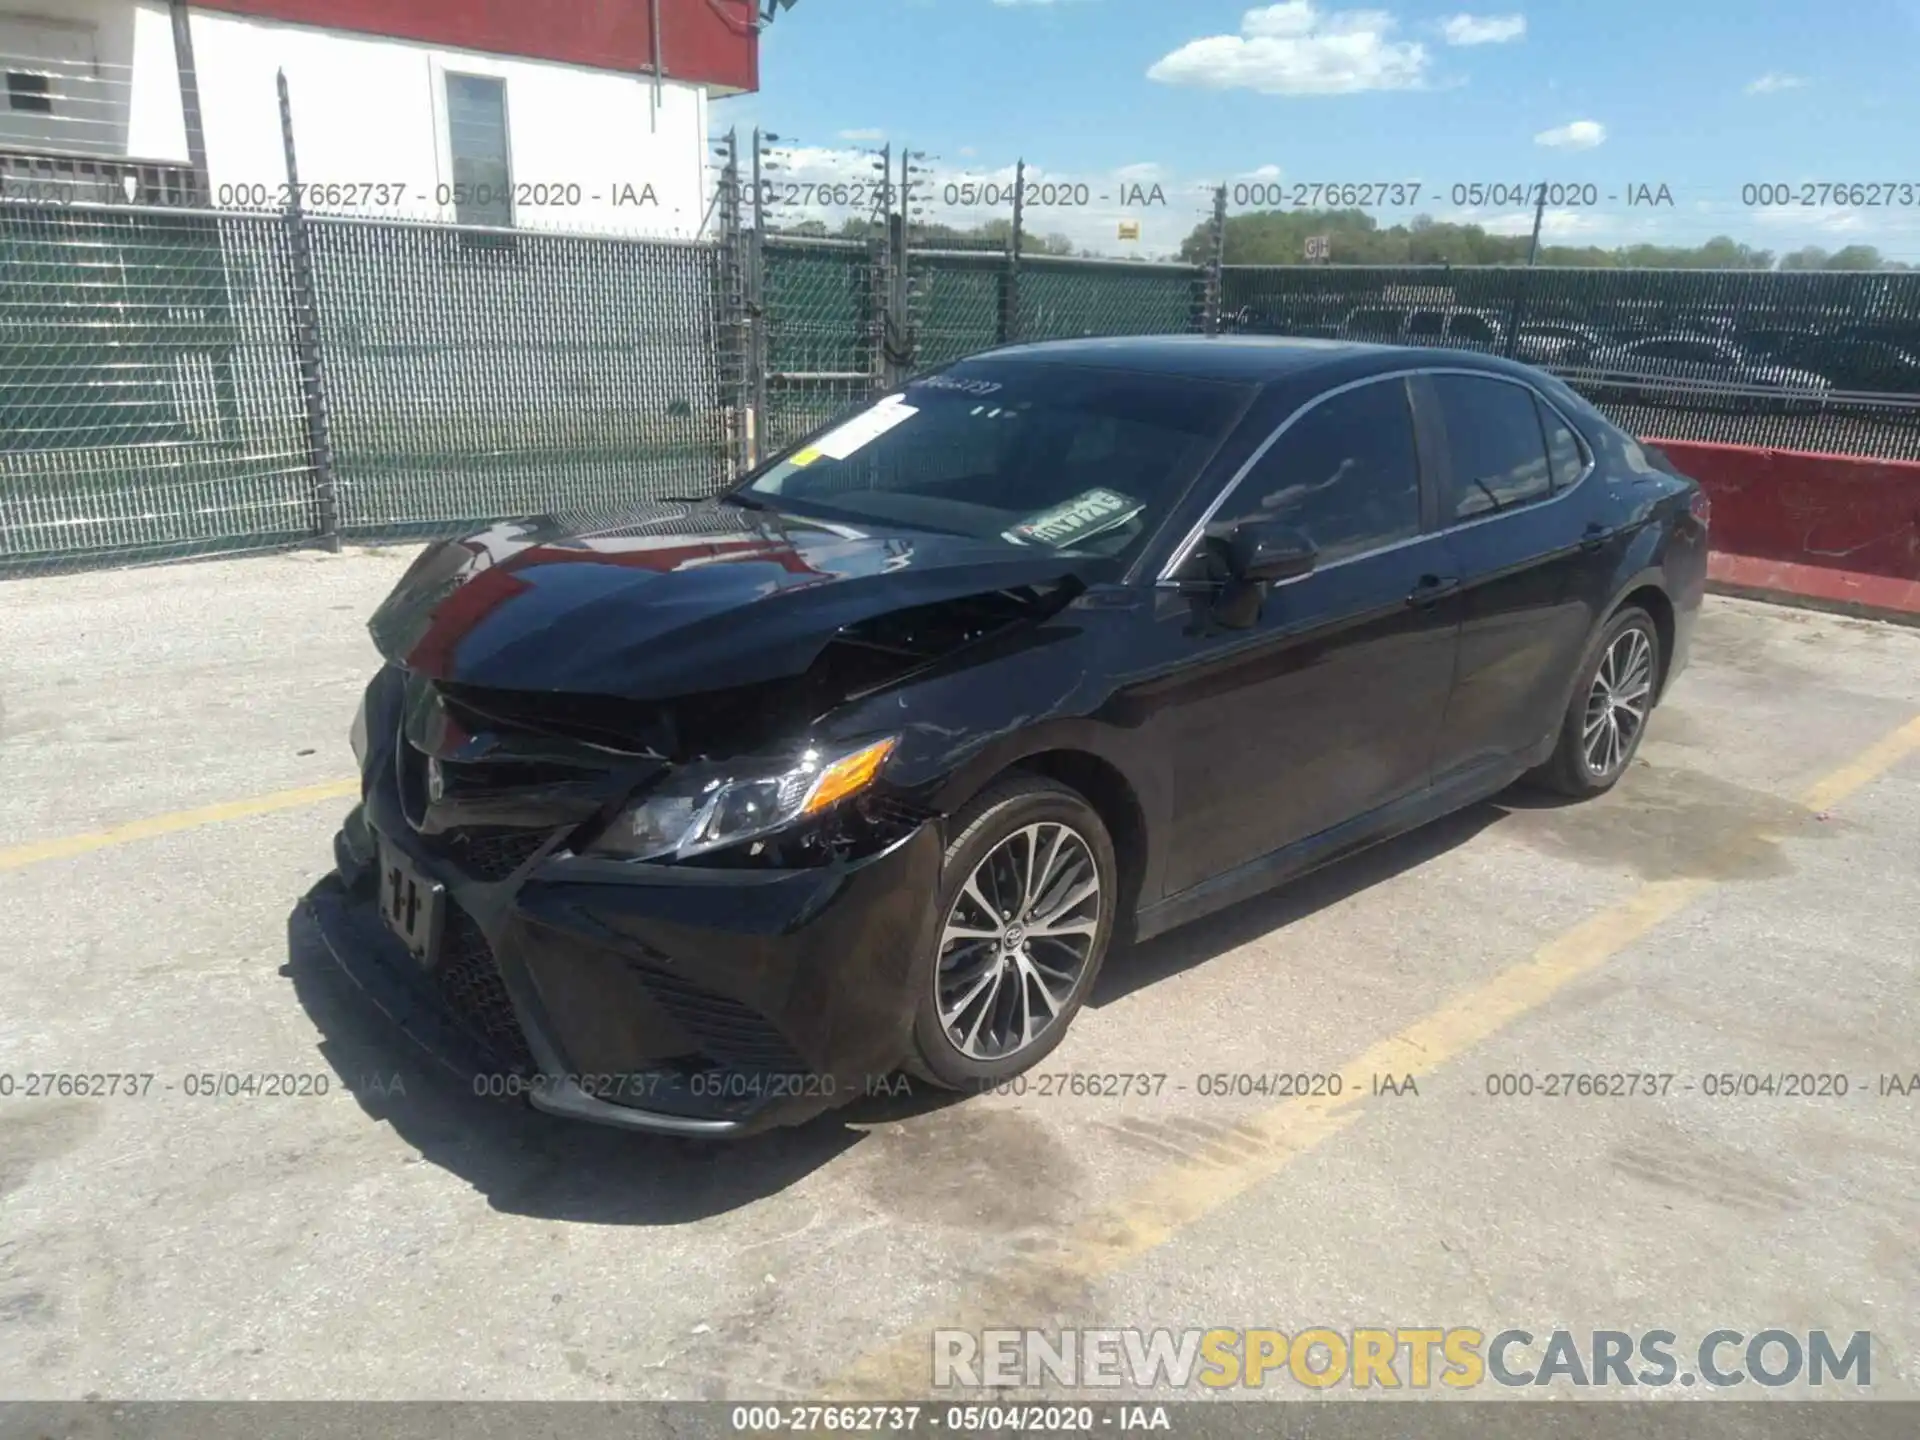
left=1205, top=377, right=1423, bottom=566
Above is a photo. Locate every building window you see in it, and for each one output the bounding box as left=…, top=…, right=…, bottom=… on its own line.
left=444, top=72, right=511, bottom=228
left=6, top=71, right=53, bottom=113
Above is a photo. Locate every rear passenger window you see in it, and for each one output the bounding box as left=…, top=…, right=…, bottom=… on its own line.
left=1536, top=396, right=1588, bottom=489
left=1431, top=374, right=1553, bottom=521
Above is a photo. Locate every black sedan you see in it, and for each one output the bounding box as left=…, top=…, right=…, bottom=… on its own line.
left=314, top=337, right=1709, bottom=1136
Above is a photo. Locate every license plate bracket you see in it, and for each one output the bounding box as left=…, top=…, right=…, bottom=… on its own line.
left=376, top=836, right=446, bottom=968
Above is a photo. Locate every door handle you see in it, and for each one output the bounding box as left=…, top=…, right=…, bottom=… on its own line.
left=1406, top=574, right=1460, bottom=607
left=1580, top=522, right=1618, bottom=553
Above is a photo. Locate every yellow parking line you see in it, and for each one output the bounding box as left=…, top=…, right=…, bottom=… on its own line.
left=825, top=711, right=1920, bottom=1399
left=0, top=779, right=360, bottom=873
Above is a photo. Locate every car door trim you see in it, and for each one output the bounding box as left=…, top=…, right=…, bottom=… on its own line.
left=1154, top=365, right=1594, bottom=586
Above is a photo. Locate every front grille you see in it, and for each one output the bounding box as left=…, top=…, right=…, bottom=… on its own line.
left=432, top=826, right=553, bottom=882
left=436, top=905, right=535, bottom=1073
left=627, top=959, right=810, bottom=1074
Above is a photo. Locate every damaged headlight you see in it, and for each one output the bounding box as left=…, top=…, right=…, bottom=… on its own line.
left=588, top=736, right=899, bottom=863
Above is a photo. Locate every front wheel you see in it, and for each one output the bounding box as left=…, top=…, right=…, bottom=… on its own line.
left=906, top=776, right=1118, bottom=1091
left=1532, top=605, right=1662, bottom=798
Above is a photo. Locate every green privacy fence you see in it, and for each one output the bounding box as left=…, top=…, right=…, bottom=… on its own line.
left=0, top=205, right=316, bottom=562
left=7, top=196, right=1920, bottom=574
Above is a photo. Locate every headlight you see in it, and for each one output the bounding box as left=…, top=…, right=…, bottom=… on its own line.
left=349, top=691, right=370, bottom=768
left=588, top=735, right=899, bottom=862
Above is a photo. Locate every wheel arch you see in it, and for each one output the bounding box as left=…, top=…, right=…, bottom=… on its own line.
left=933, top=737, right=1155, bottom=938
left=1617, top=582, right=1676, bottom=700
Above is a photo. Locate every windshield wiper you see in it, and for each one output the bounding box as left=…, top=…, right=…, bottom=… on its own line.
left=652, top=491, right=768, bottom=510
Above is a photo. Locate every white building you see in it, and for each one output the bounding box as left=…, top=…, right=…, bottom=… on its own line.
left=0, top=0, right=760, bottom=235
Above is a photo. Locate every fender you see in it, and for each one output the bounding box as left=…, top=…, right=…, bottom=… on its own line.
left=922, top=713, right=1170, bottom=921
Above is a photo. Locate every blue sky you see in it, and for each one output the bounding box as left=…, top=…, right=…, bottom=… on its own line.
left=713, top=0, right=1920, bottom=261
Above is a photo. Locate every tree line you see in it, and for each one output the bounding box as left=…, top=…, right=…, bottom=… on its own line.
left=770, top=209, right=1906, bottom=271
left=772, top=216, right=1080, bottom=256
left=1176, top=209, right=1907, bottom=271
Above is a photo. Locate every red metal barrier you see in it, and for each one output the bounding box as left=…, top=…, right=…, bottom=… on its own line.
left=1646, top=439, right=1920, bottom=622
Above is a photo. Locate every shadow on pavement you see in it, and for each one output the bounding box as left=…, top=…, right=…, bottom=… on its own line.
left=1093, top=798, right=1505, bottom=1008
left=285, top=894, right=975, bottom=1225
left=284, top=796, right=1503, bottom=1220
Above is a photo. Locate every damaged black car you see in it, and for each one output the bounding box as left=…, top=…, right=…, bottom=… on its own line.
left=313, top=336, right=1708, bottom=1136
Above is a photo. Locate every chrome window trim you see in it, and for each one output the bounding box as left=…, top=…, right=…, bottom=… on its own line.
left=1153, top=364, right=1595, bottom=586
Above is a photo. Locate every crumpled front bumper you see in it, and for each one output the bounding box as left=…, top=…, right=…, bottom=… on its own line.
left=312, top=786, right=944, bottom=1138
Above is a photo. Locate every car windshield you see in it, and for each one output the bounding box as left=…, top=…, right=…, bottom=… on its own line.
left=740, top=360, right=1249, bottom=559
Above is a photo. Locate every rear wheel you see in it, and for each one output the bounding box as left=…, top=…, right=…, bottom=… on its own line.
left=907, top=776, right=1117, bottom=1091
left=1532, top=605, right=1661, bottom=798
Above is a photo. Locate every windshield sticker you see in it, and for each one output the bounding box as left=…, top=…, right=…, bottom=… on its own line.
left=1005, top=487, right=1146, bottom=548
left=911, top=375, right=1005, bottom=397
left=788, top=445, right=822, bottom=467
left=811, top=395, right=919, bottom=461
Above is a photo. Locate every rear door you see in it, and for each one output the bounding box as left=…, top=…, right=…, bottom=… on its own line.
left=1149, top=374, right=1463, bottom=894
left=1417, top=371, right=1624, bottom=780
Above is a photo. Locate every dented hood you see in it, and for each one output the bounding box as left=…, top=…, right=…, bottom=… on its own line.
left=367, top=499, right=1088, bottom=699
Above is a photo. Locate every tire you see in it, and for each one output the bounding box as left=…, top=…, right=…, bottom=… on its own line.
left=1531, top=605, right=1662, bottom=798
left=906, top=775, right=1118, bottom=1091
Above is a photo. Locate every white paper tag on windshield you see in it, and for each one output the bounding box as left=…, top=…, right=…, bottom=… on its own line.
left=812, top=396, right=919, bottom=460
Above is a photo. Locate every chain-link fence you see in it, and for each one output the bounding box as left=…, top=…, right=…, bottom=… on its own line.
left=1224, top=263, right=1920, bottom=457
left=759, top=235, right=880, bottom=456
left=12, top=181, right=1920, bottom=574
left=308, top=217, right=733, bottom=538
left=0, top=204, right=315, bottom=567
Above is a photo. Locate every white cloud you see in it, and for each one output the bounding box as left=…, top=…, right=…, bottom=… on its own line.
left=1241, top=163, right=1285, bottom=180
left=1114, top=161, right=1167, bottom=181
left=1146, top=2, right=1430, bottom=95
left=762, top=145, right=881, bottom=179
left=1745, top=71, right=1808, bottom=95
left=1440, top=13, right=1525, bottom=44
left=837, top=128, right=886, bottom=142
left=1455, top=206, right=1604, bottom=237
left=1750, top=205, right=1868, bottom=235
left=958, top=146, right=978, bottom=157
left=1534, top=119, right=1605, bottom=148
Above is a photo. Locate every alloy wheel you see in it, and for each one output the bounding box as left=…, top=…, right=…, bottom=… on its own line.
left=1582, top=625, right=1654, bottom=778
left=935, top=822, right=1102, bottom=1061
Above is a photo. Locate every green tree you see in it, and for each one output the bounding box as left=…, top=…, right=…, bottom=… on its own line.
left=1178, top=211, right=1810, bottom=269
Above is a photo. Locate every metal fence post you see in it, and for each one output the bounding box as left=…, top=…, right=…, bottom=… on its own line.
left=882, top=207, right=910, bottom=388
left=1504, top=183, right=1549, bottom=358
left=744, top=127, right=769, bottom=468
left=1203, top=184, right=1227, bottom=335
left=895, top=146, right=921, bottom=382
left=999, top=158, right=1024, bottom=347
left=712, top=127, right=753, bottom=480
left=276, top=70, right=340, bottom=550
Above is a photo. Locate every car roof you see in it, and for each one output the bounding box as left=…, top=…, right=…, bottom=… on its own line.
left=953, top=334, right=1542, bottom=388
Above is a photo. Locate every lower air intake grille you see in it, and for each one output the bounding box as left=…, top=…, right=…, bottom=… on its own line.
left=627, top=960, right=809, bottom=1074
left=436, top=905, right=535, bottom=1073
left=434, top=827, right=552, bottom=882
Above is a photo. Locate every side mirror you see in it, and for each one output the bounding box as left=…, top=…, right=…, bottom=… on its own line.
left=1224, top=520, right=1317, bottom=584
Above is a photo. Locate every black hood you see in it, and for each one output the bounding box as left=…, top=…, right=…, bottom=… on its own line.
left=368, top=499, right=1090, bottom=700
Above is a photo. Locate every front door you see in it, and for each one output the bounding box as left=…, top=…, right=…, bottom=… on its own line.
left=1147, top=375, right=1463, bottom=897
